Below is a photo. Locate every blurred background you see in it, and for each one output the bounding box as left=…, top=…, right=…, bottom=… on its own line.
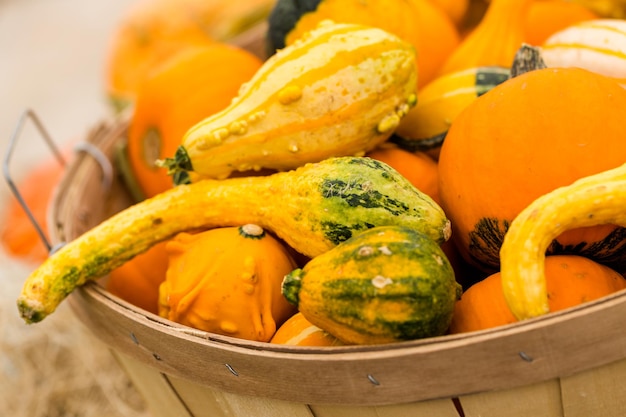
left=0, top=1, right=151, bottom=416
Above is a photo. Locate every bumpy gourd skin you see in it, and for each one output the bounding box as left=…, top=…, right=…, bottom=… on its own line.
left=158, top=225, right=297, bottom=342
left=500, top=162, right=626, bottom=320
left=17, top=156, right=450, bottom=324
left=160, top=21, right=418, bottom=182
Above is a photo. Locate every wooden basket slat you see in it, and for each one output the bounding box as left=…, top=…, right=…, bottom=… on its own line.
left=560, top=357, right=626, bottom=417
left=309, top=398, right=460, bottom=417
left=168, top=374, right=316, bottom=417
left=51, top=116, right=626, bottom=414
left=113, top=350, right=193, bottom=417
left=458, top=379, right=563, bottom=417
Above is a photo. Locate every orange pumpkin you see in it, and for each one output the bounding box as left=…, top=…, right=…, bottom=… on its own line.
left=523, top=0, right=598, bottom=46
left=366, top=145, right=440, bottom=205
left=438, top=67, right=626, bottom=274
left=104, top=0, right=273, bottom=112
left=106, top=240, right=170, bottom=315
left=449, top=255, right=626, bottom=333
left=426, top=0, right=471, bottom=27
left=270, top=312, right=344, bottom=346
left=126, top=44, right=263, bottom=198
left=158, top=225, right=298, bottom=342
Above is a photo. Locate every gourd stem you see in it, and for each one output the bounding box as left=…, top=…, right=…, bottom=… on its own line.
left=509, top=44, right=547, bottom=78
left=156, top=145, right=193, bottom=185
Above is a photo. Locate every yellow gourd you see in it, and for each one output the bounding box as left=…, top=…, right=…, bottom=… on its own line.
left=500, top=162, right=626, bottom=320
left=17, top=156, right=450, bottom=324
left=159, top=21, right=417, bottom=183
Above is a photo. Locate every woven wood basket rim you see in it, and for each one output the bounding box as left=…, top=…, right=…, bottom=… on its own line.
left=49, top=116, right=626, bottom=406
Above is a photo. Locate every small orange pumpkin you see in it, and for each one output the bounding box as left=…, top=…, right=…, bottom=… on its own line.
left=449, top=255, right=626, bottom=333
left=438, top=66, right=626, bottom=273
left=126, top=44, right=263, bottom=198
left=158, top=224, right=298, bottom=342
left=104, top=0, right=274, bottom=111
left=106, top=240, right=170, bottom=315
left=270, top=312, right=344, bottom=346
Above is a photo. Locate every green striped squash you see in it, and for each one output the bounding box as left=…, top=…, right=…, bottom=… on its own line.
left=541, top=18, right=626, bottom=87
left=282, top=225, right=461, bottom=345
left=392, top=66, right=510, bottom=159
left=159, top=20, right=417, bottom=183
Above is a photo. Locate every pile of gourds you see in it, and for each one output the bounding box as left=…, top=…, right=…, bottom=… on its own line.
left=7, top=0, right=626, bottom=347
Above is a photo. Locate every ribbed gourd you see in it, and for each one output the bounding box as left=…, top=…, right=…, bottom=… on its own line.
left=159, top=20, right=418, bottom=183
left=541, top=18, right=626, bottom=87
left=282, top=225, right=461, bottom=345
left=392, top=65, right=510, bottom=159
left=17, top=156, right=450, bottom=324
left=274, top=0, right=461, bottom=89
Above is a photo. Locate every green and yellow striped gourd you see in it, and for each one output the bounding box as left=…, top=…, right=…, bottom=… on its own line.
left=159, top=20, right=418, bottom=183
left=282, top=225, right=461, bottom=345
left=392, top=66, right=510, bottom=159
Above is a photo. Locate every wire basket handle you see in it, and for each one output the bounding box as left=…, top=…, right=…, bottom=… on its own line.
left=3, top=109, right=67, bottom=253
left=2, top=109, right=114, bottom=255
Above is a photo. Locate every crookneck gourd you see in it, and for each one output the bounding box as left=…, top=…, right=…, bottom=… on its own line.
left=17, top=156, right=450, bottom=324
left=158, top=20, right=418, bottom=183
left=500, top=162, right=626, bottom=320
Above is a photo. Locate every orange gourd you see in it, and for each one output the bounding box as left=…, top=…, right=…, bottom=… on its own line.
left=158, top=224, right=298, bottom=342
left=438, top=66, right=626, bottom=274
left=426, top=0, right=471, bottom=27
left=126, top=44, right=263, bottom=198
left=0, top=154, right=66, bottom=263
left=106, top=240, right=169, bottom=315
left=104, top=0, right=273, bottom=111
left=439, top=0, right=533, bottom=75
left=284, top=0, right=460, bottom=88
left=523, top=0, right=598, bottom=46
left=366, top=145, right=440, bottom=205
left=449, top=255, right=626, bottom=333
left=270, top=312, right=344, bottom=346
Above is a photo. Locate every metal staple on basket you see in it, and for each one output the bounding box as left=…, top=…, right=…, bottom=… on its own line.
left=2, top=109, right=115, bottom=256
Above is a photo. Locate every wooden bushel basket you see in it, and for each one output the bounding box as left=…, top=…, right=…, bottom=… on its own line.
left=48, top=116, right=626, bottom=417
